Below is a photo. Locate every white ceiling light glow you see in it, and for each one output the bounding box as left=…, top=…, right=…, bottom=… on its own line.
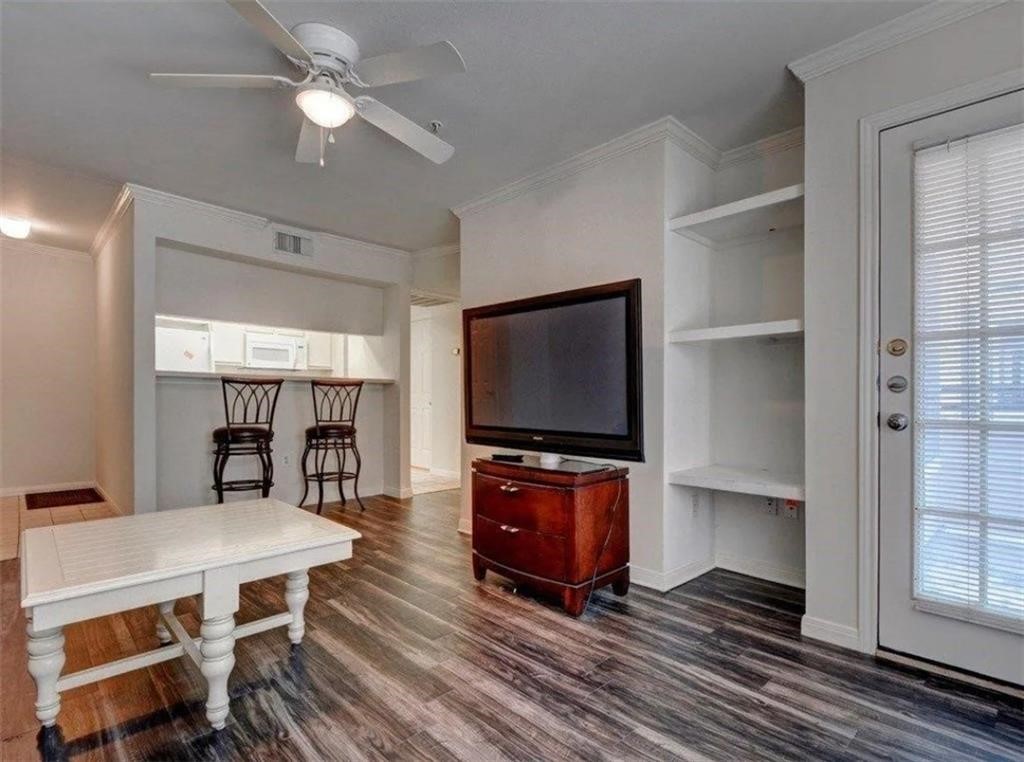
left=0, top=217, right=31, bottom=239
left=295, top=84, right=355, bottom=129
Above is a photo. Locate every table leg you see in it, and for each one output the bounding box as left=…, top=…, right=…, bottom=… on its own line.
left=26, top=620, right=65, bottom=728
left=284, top=569, right=309, bottom=645
left=199, top=614, right=235, bottom=730
left=155, top=601, right=175, bottom=644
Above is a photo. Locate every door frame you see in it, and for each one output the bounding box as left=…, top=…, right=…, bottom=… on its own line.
left=856, top=67, right=1024, bottom=655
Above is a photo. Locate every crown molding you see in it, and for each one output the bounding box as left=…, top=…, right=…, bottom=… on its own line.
left=718, top=126, right=804, bottom=168
left=126, top=183, right=267, bottom=230
left=317, top=230, right=412, bottom=260
left=0, top=238, right=92, bottom=263
left=413, top=243, right=460, bottom=259
left=90, top=183, right=135, bottom=256
left=452, top=116, right=721, bottom=219
left=91, top=182, right=410, bottom=260
left=788, top=1, right=1008, bottom=83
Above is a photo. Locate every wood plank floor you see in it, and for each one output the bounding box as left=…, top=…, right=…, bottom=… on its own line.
left=1, top=489, right=1021, bottom=761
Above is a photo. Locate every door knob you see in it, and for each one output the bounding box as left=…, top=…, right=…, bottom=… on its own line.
left=886, top=413, right=909, bottom=431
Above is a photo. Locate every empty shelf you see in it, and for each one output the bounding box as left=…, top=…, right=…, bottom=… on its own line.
left=669, top=183, right=804, bottom=246
left=668, top=319, right=803, bottom=345
left=668, top=465, right=805, bottom=501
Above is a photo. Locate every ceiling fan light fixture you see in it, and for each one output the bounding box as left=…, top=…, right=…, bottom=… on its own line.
left=295, top=84, right=354, bottom=129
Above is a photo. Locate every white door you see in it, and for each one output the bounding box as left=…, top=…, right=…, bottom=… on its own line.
left=411, top=317, right=433, bottom=469
left=878, top=89, right=1024, bottom=683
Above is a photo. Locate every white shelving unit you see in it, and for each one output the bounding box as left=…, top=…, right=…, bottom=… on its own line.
left=667, top=181, right=805, bottom=502
left=668, top=465, right=805, bottom=501
left=669, top=183, right=804, bottom=247
left=668, top=318, right=803, bottom=345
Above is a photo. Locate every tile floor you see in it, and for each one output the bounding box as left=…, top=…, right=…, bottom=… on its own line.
left=0, top=493, right=120, bottom=561
left=410, top=467, right=461, bottom=495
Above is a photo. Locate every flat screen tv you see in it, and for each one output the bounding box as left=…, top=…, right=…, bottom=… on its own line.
left=463, top=279, right=643, bottom=462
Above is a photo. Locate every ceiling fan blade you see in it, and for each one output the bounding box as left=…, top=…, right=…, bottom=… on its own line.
left=295, top=118, right=322, bottom=164
left=355, top=97, right=454, bottom=164
left=150, top=73, right=291, bottom=88
left=224, top=0, right=312, bottom=64
left=352, top=41, right=466, bottom=88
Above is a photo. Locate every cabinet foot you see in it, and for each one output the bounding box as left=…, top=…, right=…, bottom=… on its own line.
left=472, top=554, right=486, bottom=581
left=562, top=587, right=587, bottom=617
left=612, top=569, right=630, bottom=596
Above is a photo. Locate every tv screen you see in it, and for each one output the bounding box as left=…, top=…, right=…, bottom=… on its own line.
left=463, top=279, right=643, bottom=461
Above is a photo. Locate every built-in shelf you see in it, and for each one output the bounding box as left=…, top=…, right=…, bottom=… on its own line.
left=669, top=183, right=804, bottom=246
left=668, top=318, right=803, bottom=345
left=668, top=464, right=805, bottom=501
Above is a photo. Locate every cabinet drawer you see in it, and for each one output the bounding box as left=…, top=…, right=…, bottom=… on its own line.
left=473, top=473, right=568, bottom=536
left=473, top=515, right=567, bottom=581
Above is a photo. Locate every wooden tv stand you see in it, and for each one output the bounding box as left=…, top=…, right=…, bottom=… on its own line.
left=471, top=456, right=629, bottom=616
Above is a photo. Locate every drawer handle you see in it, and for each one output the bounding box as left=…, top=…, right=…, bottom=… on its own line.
left=499, top=483, right=520, bottom=493
left=499, top=524, right=521, bottom=533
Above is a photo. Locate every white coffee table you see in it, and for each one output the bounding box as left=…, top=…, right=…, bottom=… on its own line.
left=20, top=498, right=360, bottom=731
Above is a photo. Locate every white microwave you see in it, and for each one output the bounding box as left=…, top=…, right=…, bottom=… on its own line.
left=244, top=332, right=308, bottom=370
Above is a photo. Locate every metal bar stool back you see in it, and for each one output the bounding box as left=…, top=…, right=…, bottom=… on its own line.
left=213, top=376, right=284, bottom=503
left=300, top=379, right=365, bottom=513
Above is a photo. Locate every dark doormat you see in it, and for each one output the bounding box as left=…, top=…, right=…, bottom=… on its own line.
left=25, top=488, right=104, bottom=510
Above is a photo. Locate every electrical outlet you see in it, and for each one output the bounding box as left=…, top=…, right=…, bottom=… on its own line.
left=282, top=454, right=291, bottom=466
left=764, top=497, right=778, bottom=515
left=782, top=499, right=801, bottom=519
left=691, top=493, right=701, bottom=513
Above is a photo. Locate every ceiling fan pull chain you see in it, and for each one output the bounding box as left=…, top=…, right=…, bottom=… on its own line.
left=328, top=130, right=335, bottom=145
left=319, top=125, right=326, bottom=167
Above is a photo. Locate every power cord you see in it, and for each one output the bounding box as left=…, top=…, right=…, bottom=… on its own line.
left=564, top=460, right=625, bottom=616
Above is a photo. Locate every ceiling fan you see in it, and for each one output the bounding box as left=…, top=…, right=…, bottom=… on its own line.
left=151, top=0, right=466, bottom=165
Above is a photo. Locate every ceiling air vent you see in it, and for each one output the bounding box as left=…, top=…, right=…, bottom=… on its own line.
left=272, top=225, right=314, bottom=257
left=411, top=291, right=454, bottom=307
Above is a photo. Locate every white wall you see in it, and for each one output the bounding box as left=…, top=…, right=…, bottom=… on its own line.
left=802, top=3, right=1023, bottom=642
left=0, top=241, right=96, bottom=493
left=94, top=203, right=136, bottom=513
left=412, top=246, right=460, bottom=299
left=155, top=244, right=384, bottom=336
left=155, top=377, right=385, bottom=511
left=459, top=139, right=676, bottom=577
left=411, top=302, right=463, bottom=478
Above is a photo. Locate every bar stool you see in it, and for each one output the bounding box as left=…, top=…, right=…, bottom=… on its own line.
left=212, top=376, right=283, bottom=503
left=299, top=379, right=365, bottom=514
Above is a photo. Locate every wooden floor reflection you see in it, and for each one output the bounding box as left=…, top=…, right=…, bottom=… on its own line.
left=1, top=489, right=1021, bottom=760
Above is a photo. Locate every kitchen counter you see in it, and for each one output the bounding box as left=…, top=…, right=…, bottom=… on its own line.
left=156, top=370, right=394, bottom=384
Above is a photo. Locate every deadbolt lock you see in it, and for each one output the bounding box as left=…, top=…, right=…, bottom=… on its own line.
left=886, top=338, right=908, bottom=356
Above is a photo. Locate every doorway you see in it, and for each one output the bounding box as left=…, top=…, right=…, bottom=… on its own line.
left=877, top=88, right=1023, bottom=683
left=410, top=299, right=463, bottom=495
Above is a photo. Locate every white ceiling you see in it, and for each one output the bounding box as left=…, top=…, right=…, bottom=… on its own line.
left=1, top=1, right=922, bottom=253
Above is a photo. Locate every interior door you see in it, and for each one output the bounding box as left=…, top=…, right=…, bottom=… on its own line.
left=411, top=317, right=433, bottom=469
left=878, top=89, right=1024, bottom=683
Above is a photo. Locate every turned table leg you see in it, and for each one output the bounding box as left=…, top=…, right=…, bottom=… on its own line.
left=284, top=570, right=310, bottom=645
left=155, top=601, right=175, bottom=645
left=199, top=614, right=236, bottom=730
left=26, top=620, right=65, bottom=728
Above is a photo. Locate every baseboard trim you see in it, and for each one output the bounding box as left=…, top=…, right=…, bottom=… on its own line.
left=0, top=480, right=97, bottom=498
left=715, top=553, right=805, bottom=589
left=801, top=615, right=862, bottom=651
left=384, top=485, right=414, bottom=499
left=457, top=517, right=472, bottom=535
left=93, top=484, right=125, bottom=516
left=631, top=558, right=715, bottom=592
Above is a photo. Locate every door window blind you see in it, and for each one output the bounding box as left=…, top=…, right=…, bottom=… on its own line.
left=913, top=122, right=1024, bottom=632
